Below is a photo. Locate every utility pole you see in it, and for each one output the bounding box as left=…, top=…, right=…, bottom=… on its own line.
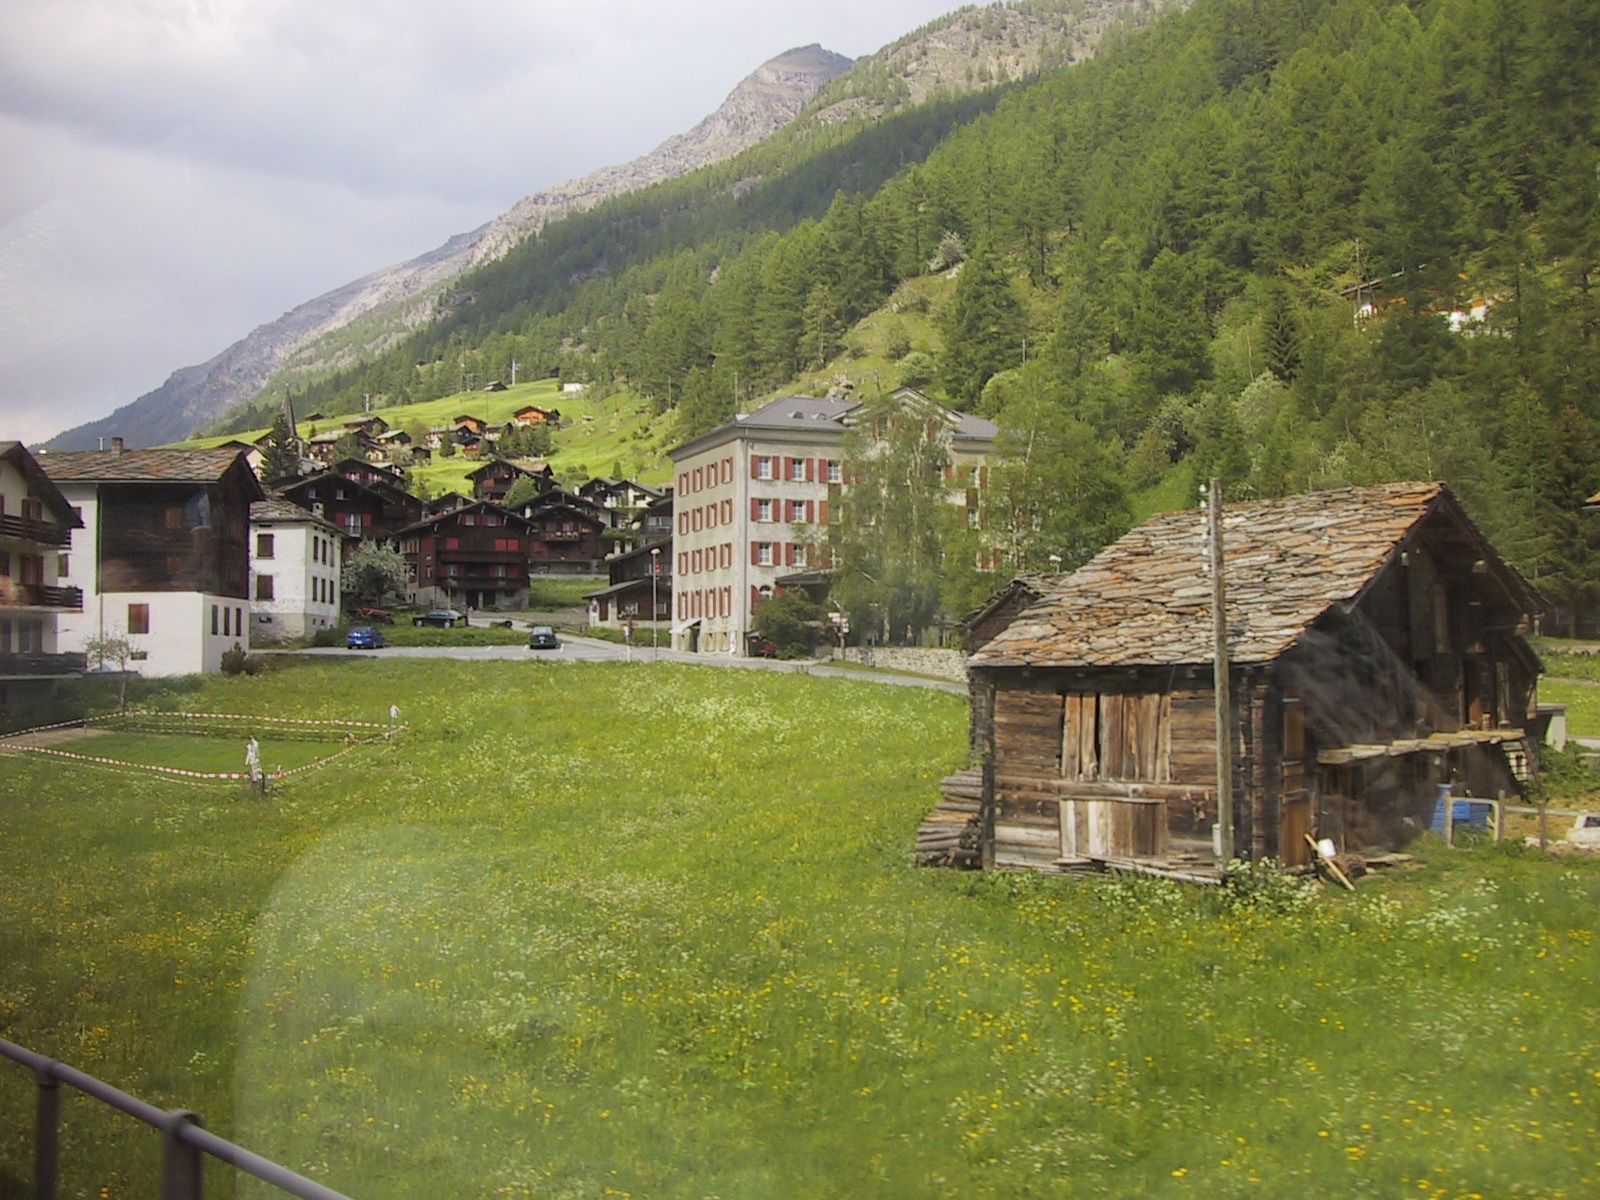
left=1206, top=478, right=1235, bottom=864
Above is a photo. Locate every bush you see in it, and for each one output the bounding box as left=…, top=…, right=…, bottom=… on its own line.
left=220, top=643, right=270, bottom=676
left=751, top=591, right=826, bottom=659
left=311, top=626, right=344, bottom=648
left=1216, top=857, right=1315, bottom=915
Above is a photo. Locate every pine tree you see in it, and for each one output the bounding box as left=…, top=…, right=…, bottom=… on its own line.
left=939, top=244, right=1024, bottom=408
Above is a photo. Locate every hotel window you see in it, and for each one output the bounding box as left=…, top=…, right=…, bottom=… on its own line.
left=754, top=455, right=775, bottom=480
left=756, top=499, right=773, bottom=522
left=826, top=459, right=842, bottom=483
left=788, top=458, right=807, bottom=481
left=756, top=542, right=774, bottom=566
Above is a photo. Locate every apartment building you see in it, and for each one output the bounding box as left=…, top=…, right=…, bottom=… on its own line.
left=666, top=389, right=996, bottom=655
left=250, top=499, right=343, bottom=642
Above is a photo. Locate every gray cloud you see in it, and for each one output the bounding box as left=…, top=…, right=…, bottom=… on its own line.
left=0, top=0, right=963, bottom=443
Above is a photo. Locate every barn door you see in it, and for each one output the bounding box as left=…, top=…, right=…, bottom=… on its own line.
left=1279, top=696, right=1312, bottom=867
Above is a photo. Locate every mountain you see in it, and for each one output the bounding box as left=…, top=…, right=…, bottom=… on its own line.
left=45, top=44, right=854, bottom=451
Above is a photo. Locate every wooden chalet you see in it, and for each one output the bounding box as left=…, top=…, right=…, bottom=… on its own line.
left=960, top=483, right=1542, bottom=879
left=467, top=457, right=553, bottom=503
left=512, top=405, right=553, bottom=426
left=522, top=498, right=608, bottom=573
left=584, top=539, right=672, bottom=628
left=397, top=500, right=536, bottom=610
left=333, top=459, right=423, bottom=532
left=277, top=472, right=387, bottom=547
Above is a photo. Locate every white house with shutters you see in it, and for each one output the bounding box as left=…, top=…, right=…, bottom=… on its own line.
left=665, top=389, right=996, bottom=655
left=249, top=499, right=343, bottom=642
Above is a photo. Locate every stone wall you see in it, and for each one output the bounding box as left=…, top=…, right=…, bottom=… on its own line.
left=830, top=646, right=968, bottom=683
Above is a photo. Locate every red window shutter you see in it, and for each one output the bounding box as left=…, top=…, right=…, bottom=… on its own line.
left=784, top=542, right=794, bottom=566
left=750, top=541, right=760, bottom=566
left=806, top=500, right=815, bottom=523
left=750, top=456, right=760, bottom=479
left=750, top=497, right=760, bottom=522
left=805, top=458, right=815, bottom=482
left=819, top=499, right=829, bottom=525
left=980, top=466, right=989, bottom=488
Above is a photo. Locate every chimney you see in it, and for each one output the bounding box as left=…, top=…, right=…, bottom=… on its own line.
left=110, top=437, right=125, bottom=455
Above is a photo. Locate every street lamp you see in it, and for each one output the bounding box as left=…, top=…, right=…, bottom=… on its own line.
left=650, top=546, right=661, bottom=660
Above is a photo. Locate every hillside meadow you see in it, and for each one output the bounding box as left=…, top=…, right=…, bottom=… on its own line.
left=2, top=658, right=1598, bottom=1200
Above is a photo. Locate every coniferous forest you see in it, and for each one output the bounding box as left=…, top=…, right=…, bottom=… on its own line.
left=228, top=0, right=1600, bottom=631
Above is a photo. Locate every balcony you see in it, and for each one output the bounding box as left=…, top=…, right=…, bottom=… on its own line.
left=0, top=514, right=73, bottom=547
left=0, top=651, right=87, bottom=679
left=1, top=583, right=84, bottom=611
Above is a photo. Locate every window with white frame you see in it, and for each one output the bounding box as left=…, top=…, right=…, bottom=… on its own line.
left=756, top=542, right=774, bottom=566
left=756, top=499, right=773, bottom=522
left=755, top=456, right=775, bottom=480
left=826, top=459, right=842, bottom=483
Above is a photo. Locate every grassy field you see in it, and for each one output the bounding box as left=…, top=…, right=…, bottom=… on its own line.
left=3, top=659, right=1599, bottom=1200
left=33, top=731, right=349, bottom=774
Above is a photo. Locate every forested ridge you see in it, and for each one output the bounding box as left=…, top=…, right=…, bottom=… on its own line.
left=227, top=0, right=1600, bottom=630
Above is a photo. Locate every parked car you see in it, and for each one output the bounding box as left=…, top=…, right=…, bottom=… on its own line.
left=528, top=625, right=559, bottom=650
left=413, top=609, right=464, bottom=627
left=346, top=625, right=386, bottom=650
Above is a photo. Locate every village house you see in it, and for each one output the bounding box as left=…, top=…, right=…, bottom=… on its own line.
left=467, top=457, right=553, bottom=503
left=667, top=388, right=996, bottom=656
left=584, top=540, right=672, bottom=632
left=397, top=500, right=536, bottom=610
left=277, top=471, right=388, bottom=548
left=511, top=404, right=554, bottom=427
left=43, top=442, right=263, bottom=677
left=962, top=483, right=1541, bottom=878
left=249, top=499, right=343, bottom=642
left=0, top=442, right=85, bottom=714
left=332, top=459, right=424, bottom=534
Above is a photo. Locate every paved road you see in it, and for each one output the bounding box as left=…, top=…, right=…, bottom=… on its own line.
left=288, top=636, right=966, bottom=693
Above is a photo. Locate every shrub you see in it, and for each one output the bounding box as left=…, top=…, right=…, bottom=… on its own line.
left=1217, top=857, right=1316, bottom=915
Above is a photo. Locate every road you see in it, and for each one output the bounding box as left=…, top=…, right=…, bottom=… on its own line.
left=289, top=635, right=966, bottom=693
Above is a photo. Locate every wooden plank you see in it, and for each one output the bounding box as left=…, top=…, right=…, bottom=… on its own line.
left=997, top=774, right=1214, bottom=803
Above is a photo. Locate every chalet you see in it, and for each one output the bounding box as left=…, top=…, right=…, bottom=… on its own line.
left=43, top=443, right=264, bottom=677
left=578, top=477, right=664, bottom=513
left=453, top=414, right=487, bottom=434
left=964, top=483, right=1541, bottom=878
left=512, top=405, right=553, bottom=427
left=585, top=539, right=672, bottom=630
left=426, top=492, right=472, bottom=517
left=277, top=472, right=387, bottom=547
left=467, top=457, right=552, bottom=503
left=397, top=501, right=536, bottom=610
left=0, top=442, right=85, bottom=713
left=249, top=499, right=342, bottom=642
left=343, top=416, right=390, bottom=437
left=521, top=498, right=608, bottom=574
left=333, top=459, right=424, bottom=533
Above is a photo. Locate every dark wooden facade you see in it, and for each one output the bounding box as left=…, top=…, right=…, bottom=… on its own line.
left=968, top=484, right=1542, bottom=875
left=398, top=501, right=536, bottom=609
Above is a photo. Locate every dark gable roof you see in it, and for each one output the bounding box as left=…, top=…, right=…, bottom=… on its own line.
left=971, top=482, right=1533, bottom=670
left=396, top=499, right=533, bottom=537
left=1, top=442, right=82, bottom=527
left=39, top=446, right=259, bottom=488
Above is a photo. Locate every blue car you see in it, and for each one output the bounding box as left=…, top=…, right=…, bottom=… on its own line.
left=346, top=625, right=386, bottom=650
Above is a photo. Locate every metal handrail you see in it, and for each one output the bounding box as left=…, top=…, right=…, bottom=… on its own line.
left=0, top=1038, right=356, bottom=1200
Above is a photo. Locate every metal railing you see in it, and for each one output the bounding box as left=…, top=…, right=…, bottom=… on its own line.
left=1, top=1038, right=356, bottom=1200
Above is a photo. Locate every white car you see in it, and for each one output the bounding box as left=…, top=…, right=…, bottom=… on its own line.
left=1567, top=812, right=1600, bottom=847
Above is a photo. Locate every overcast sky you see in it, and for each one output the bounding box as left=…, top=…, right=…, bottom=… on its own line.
left=0, top=0, right=965, bottom=445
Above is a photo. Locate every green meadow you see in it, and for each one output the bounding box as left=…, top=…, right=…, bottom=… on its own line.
left=2, top=659, right=1598, bottom=1200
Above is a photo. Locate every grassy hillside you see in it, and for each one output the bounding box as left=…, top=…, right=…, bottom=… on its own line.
left=185, top=378, right=681, bottom=493
left=3, top=659, right=1599, bottom=1199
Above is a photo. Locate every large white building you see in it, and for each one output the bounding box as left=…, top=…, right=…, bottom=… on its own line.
left=666, top=389, right=997, bottom=655
left=250, top=499, right=343, bottom=642
left=42, top=444, right=264, bottom=677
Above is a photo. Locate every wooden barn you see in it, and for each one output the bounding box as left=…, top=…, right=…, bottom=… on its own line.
left=960, top=482, right=1542, bottom=878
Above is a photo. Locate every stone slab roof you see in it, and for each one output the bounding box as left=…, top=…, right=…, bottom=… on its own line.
left=971, top=482, right=1456, bottom=670
left=39, top=446, right=252, bottom=485
left=251, top=498, right=339, bottom=531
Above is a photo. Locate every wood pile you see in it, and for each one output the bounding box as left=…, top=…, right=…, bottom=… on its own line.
left=914, top=768, right=984, bottom=869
